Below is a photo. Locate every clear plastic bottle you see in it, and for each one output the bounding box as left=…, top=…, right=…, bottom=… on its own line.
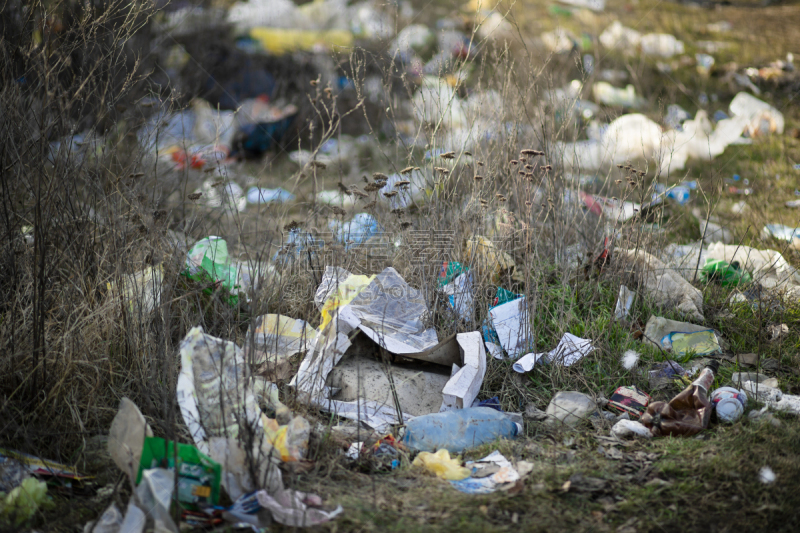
left=401, top=407, right=520, bottom=453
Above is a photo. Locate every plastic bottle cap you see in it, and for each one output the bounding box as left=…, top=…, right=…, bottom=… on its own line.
left=715, top=397, right=743, bottom=423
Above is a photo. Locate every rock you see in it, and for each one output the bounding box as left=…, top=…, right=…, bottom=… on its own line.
left=731, top=372, right=778, bottom=388
left=545, top=392, right=598, bottom=426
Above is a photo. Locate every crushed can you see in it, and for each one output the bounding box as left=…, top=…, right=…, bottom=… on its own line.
left=710, top=387, right=748, bottom=423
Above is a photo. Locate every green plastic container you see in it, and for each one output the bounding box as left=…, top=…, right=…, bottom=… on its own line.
left=699, top=258, right=752, bottom=287
left=137, top=437, right=221, bottom=508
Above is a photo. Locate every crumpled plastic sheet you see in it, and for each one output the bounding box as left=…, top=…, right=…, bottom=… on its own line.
left=620, top=248, right=704, bottom=321
left=255, top=489, right=342, bottom=527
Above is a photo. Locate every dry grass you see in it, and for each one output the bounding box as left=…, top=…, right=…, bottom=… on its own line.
left=2, top=0, right=800, bottom=531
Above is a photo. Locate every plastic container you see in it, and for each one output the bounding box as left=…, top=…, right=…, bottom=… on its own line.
left=402, top=407, right=519, bottom=453
left=711, top=387, right=747, bottom=423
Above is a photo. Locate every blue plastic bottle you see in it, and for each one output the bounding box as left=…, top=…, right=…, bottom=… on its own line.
left=401, top=407, right=520, bottom=453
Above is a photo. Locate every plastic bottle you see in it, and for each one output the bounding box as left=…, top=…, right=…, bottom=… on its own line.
left=402, top=407, right=520, bottom=453
left=641, top=362, right=718, bottom=437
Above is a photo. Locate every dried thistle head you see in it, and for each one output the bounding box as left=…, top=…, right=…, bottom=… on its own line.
left=211, top=180, right=225, bottom=188
left=521, top=149, right=544, bottom=156
left=330, top=206, right=347, bottom=216
left=391, top=208, right=405, bottom=217
left=129, top=172, right=144, bottom=178
left=464, top=150, right=473, bottom=156
left=543, top=165, right=552, bottom=171
left=383, top=191, right=398, bottom=198
left=350, top=189, right=368, bottom=198
left=400, top=221, right=412, bottom=229
left=509, top=159, right=519, bottom=166
left=477, top=161, right=484, bottom=166
left=188, top=192, right=202, bottom=201
left=525, top=200, right=532, bottom=207
left=400, top=166, right=414, bottom=174
left=284, top=220, right=300, bottom=231
left=440, top=151, right=455, bottom=159
left=474, top=175, right=484, bottom=181
left=337, top=182, right=351, bottom=195
left=373, top=172, right=389, bottom=181
left=364, top=200, right=377, bottom=209
left=396, top=180, right=411, bottom=187
left=364, top=183, right=382, bottom=192
left=524, top=164, right=533, bottom=172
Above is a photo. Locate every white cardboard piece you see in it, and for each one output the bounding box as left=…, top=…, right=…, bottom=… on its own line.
left=489, top=297, right=532, bottom=360
left=440, top=332, right=488, bottom=411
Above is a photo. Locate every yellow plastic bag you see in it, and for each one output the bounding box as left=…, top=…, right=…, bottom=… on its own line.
left=465, top=236, right=519, bottom=283
left=412, top=449, right=471, bottom=480
left=262, top=414, right=310, bottom=462
left=249, top=28, right=353, bottom=55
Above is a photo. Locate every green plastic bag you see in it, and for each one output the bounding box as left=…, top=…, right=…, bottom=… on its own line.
left=137, top=437, right=221, bottom=508
left=699, top=258, right=752, bottom=287
left=182, top=236, right=241, bottom=305
left=0, top=478, right=49, bottom=526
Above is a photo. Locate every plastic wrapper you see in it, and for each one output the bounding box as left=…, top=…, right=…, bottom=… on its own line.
left=412, top=449, right=471, bottom=480
left=106, top=266, right=163, bottom=316
left=641, top=367, right=715, bottom=436
left=609, top=386, right=651, bottom=417
left=662, top=330, right=721, bottom=355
